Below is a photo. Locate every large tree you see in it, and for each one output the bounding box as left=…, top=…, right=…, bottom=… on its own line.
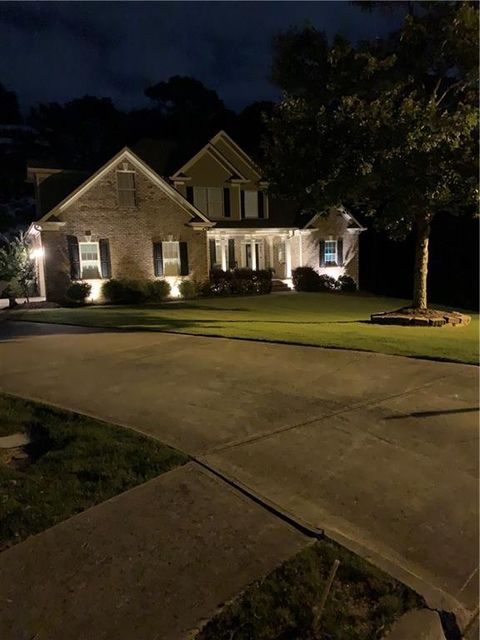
left=145, top=76, right=235, bottom=153
left=264, top=2, right=478, bottom=309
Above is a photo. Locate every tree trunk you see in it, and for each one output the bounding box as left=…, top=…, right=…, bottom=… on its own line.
left=8, top=296, right=17, bottom=309
left=412, top=216, right=431, bottom=310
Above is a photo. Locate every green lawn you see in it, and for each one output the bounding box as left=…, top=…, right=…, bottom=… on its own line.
left=197, top=537, right=424, bottom=640
left=12, top=292, right=479, bottom=364
left=0, top=393, right=187, bottom=550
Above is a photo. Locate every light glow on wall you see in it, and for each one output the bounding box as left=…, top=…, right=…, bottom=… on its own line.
left=319, top=266, right=345, bottom=280
left=86, top=280, right=103, bottom=302
left=30, top=247, right=44, bottom=260
left=164, top=276, right=182, bottom=298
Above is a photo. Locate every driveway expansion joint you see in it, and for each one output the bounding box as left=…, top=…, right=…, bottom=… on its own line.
left=202, top=375, right=453, bottom=457
left=193, top=458, right=324, bottom=540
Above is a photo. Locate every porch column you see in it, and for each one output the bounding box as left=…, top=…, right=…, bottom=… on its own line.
left=299, top=232, right=303, bottom=266
left=268, top=236, right=274, bottom=270
left=285, top=236, right=292, bottom=278
left=250, top=238, right=257, bottom=270
left=220, top=238, right=227, bottom=271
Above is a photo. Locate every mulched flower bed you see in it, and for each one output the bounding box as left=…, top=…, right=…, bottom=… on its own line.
left=371, top=307, right=471, bottom=327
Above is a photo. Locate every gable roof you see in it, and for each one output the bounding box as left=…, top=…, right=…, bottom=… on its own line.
left=37, top=147, right=213, bottom=226
left=170, top=130, right=264, bottom=182
left=170, top=139, right=249, bottom=182
left=303, top=208, right=367, bottom=231
left=210, top=130, right=262, bottom=179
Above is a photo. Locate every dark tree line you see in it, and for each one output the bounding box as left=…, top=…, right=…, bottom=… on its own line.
left=11, top=76, right=273, bottom=172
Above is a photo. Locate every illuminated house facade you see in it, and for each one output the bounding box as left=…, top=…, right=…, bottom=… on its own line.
left=27, top=131, right=365, bottom=301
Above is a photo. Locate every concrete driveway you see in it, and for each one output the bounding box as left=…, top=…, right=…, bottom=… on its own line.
left=0, top=321, right=478, bottom=621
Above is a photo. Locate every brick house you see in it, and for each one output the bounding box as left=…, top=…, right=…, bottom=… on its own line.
left=26, top=131, right=365, bottom=301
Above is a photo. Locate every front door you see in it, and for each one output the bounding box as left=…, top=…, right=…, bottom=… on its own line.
left=243, top=241, right=265, bottom=270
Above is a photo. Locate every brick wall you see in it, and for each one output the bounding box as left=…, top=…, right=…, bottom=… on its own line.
left=291, top=210, right=360, bottom=283
left=41, top=160, right=208, bottom=301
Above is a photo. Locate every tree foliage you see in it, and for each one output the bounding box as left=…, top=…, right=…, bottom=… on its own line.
left=0, top=82, right=21, bottom=124
left=263, top=2, right=478, bottom=308
left=0, top=233, right=36, bottom=307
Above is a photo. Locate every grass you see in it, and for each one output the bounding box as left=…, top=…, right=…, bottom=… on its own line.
left=197, top=537, right=425, bottom=640
left=11, top=292, right=479, bottom=364
left=0, top=393, right=188, bottom=549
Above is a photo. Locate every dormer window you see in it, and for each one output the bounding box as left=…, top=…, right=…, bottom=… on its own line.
left=117, top=168, right=136, bottom=208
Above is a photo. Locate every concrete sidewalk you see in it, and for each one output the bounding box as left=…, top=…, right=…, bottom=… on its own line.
left=0, top=322, right=477, bottom=624
left=0, top=463, right=307, bottom=640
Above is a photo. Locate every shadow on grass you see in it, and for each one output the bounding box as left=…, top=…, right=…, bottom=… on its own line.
left=94, top=316, right=366, bottom=329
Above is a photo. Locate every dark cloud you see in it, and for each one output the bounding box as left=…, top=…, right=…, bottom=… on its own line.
left=0, top=1, right=400, bottom=113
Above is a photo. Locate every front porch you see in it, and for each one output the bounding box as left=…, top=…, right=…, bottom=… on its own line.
left=207, top=228, right=300, bottom=280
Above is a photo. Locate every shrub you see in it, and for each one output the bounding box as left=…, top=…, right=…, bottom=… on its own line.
left=337, top=276, right=357, bottom=293
left=292, top=267, right=322, bottom=292
left=253, top=269, right=273, bottom=294
left=178, top=279, right=199, bottom=299
left=209, top=269, right=234, bottom=295
left=202, top=269, right=272, bottom=297
left=102, top=279, right=147, bottom=304
left=145, top=279, right=171, bottom=301
left=231, top=268, right=257, bottom=295
left=337, top=275, right=357, bottom=292
left=317, top=274, right=337, bottom=291
left=64, top=281, right=91, bottom=306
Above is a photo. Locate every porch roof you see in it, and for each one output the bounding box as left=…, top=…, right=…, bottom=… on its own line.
left=212, top=219, right=297, bottom=230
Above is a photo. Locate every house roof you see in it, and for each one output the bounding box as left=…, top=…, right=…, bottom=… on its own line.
left=213, top=199, right=315, bottom=229
left=170, top=139, right=249, bottom=182
left=303, top=208, right=366, bottom=231
left=210, top=130, right=262, bottom=179
left=213, top=219, right=296, bottom=229
left=36, top=147, right=213, bottom=227
left=35, top=170, right=90, bottom=217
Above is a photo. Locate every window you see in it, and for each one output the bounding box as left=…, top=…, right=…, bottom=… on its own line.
left=162, top=241, right=180, bottom=276
left=324, top=240, right=337, bottom=265
left=79, top=242, right=101, bottom=279
left=194, top=187, right=223, bottom=218
left=117, top=170, right=136, bottom=207
left=244, top=190, right=258, bottom=218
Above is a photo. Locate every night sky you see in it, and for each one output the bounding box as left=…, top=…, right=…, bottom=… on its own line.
left=1, top=1, right=400, bottom=113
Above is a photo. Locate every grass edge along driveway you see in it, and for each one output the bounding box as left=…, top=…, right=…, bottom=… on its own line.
left=197, top=537, right=425, bottom=640
left=0, top=392, right=188, bottom=550
left=11, top=292, right=479, bottom=365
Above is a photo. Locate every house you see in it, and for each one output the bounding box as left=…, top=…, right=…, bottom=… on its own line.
left=26, top=131, right=365, bottom=301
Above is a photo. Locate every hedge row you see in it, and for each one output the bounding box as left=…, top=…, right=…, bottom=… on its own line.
left=64, top=268, right=273, bottom=305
